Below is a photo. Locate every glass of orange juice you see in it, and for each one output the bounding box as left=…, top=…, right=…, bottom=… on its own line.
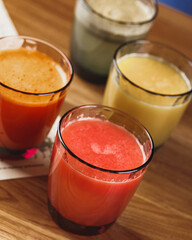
left=103, top=40, right=192, bottom=148
left=0, top=36, right=73, bottom=159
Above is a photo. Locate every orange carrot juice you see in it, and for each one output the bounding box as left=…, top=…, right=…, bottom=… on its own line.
left=48, top=105, right=153, bottom=235
left=0, top=37, right=73, bottom=156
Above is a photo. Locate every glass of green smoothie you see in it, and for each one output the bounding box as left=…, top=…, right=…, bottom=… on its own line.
left=70, top=0, right=158, bottom=84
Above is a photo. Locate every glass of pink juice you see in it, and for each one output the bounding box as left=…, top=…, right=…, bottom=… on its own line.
left=48, top=105, right=154, bottom=235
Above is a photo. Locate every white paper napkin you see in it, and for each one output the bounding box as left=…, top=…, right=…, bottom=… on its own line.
left=0, top=0, right=18, bottom=37
left=0, top=118, right=59, bottom=180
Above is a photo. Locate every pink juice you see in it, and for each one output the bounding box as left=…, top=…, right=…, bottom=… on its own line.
left=48, top=118, right=145, bottom=228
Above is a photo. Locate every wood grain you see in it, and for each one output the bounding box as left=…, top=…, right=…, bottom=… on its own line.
left=1, top=0, right=192, bottom=239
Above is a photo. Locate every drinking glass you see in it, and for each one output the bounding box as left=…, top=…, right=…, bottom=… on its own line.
left=103, top=40, right=192, bottom=148
left=48, top=104, right=154, bottom=235
left=70, top=0, right=158, bottom=84
left=0, top=36, right=73, bottom=159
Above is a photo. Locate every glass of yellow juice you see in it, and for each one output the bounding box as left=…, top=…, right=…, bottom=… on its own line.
left=103, top=40, right=192, bottom=148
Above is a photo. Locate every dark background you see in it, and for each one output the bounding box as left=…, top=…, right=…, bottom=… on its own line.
left=159, top=0, right=192, bottom=15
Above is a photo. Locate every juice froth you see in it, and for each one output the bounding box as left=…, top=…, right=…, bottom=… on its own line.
left=118, top=54, right=190, bottom=95
left=87, top=0, right=155, bottom=23
left=0, top=48, right=67, bottom=94
left=62, top=118, right=144, bottom=171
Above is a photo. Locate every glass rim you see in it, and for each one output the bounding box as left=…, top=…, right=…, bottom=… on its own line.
left=84, top=0, right=158, bottom=25
left=58, top=104, right=154, bottom=174
left=0, top=35, right=74, bottom=96
left=114, top=39, right=192, bottom=97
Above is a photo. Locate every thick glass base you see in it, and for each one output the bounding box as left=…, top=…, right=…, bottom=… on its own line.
left=71, top=55, right=108, bottom=85
left=48, top=198, right=114, bottom=236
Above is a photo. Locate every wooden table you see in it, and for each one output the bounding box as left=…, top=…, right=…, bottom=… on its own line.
left=1, top=0, right=192, bottom=239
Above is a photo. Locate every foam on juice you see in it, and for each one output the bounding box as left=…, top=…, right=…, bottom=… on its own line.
left=117, top=54, right=190, bottom=95
left=88, top=0, right=154, bottom=22
left=62, top=118, right=144, bottom=171
left=0, top=48, right=67, bottom=94
left=76, top=0, right=156, bottom=37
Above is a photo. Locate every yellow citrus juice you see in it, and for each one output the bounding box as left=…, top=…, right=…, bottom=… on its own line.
left=103, top=54, right=191, bottom=147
